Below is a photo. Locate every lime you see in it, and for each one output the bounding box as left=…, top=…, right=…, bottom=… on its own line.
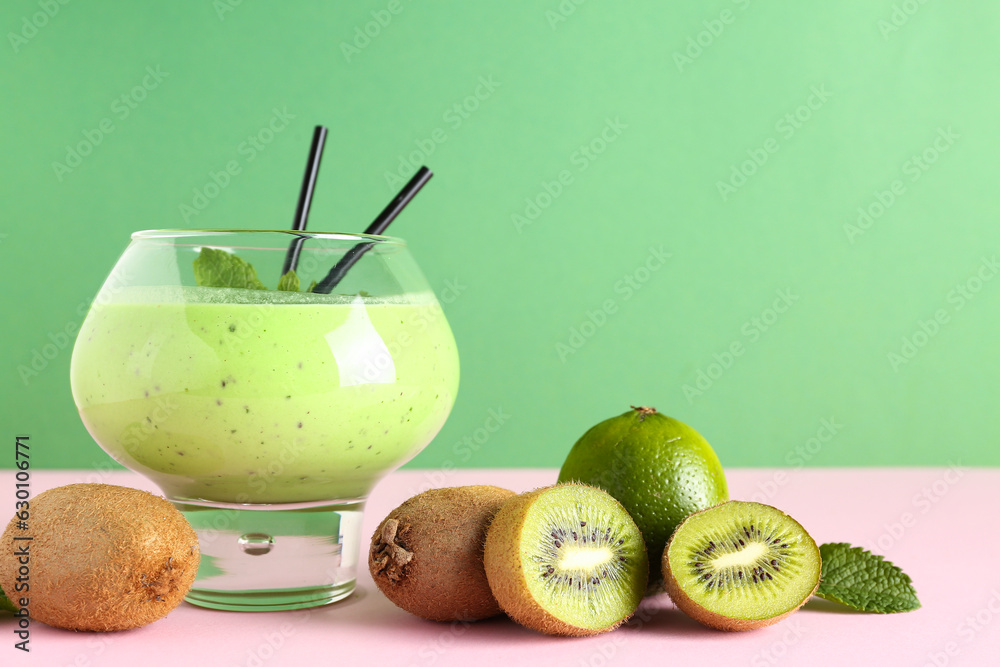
left=557, top=406, right=728, bottom=581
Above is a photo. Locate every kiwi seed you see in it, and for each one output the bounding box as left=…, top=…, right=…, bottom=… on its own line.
left=483, top=483, right=648, bottom=636
left=368, top=485, right=515, bottom=622
left=662, top=500, right=821, bottom=631
left=0, top=484, right=200, bottom=631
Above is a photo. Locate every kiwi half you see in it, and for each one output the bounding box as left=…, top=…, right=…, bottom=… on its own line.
left=662, top=500, right=821, bottom=631
left=369, top=485, right=515, bottom=621
left=484, top=483, right=648, bottom=636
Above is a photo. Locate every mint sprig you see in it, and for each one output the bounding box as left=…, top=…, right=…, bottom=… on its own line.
left=277, top=269, right=300, bottom=292
left=193, top=247, right=267, bottom=290
left=816, top=542, right=920, bottom=613
left=193, top=248, right=316, bottom=292
left=0, top=587, right=17, bottom=614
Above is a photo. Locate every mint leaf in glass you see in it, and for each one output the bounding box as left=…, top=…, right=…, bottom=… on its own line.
left=816, top=542, right=921, bottom=613
left=193, top=247, right=267, bottom=290
left=277, top=269, right=300, bottom=292
left=0, top=587, right=16, bottom=614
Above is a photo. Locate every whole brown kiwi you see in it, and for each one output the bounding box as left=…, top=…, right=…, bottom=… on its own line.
left=368, top=485, right=515, bottom=621
left=0, top=484, right=200, bottom=631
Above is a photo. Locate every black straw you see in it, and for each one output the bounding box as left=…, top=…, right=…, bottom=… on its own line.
left=282, top=125, right=328, bottom=276
left=364, top=166, right=432, bottom=235
left=313, top=166, right=433, bottom=294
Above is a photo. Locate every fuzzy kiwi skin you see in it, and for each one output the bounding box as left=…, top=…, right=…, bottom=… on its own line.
left=368, top=485, right=515, bottom=622
left=484, top=483, right=648, bottom=637
left=661, top=503, right=820, bottom=631
left=0, top=484, right=200, bottom=632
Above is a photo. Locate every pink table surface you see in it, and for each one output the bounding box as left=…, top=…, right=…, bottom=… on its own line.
left=1, top=467, right=997, bottom=666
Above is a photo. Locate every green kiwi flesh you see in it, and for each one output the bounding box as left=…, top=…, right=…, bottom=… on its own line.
left=663, top=500, right=821, bottom=631
left=484, top=483, right=648, bottom=636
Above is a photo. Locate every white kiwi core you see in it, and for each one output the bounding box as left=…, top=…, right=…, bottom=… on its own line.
left=558, top=546, right=614, bottom=570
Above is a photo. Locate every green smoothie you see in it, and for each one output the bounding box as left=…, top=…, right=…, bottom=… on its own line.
left=70, top=286, right=459, bottom=503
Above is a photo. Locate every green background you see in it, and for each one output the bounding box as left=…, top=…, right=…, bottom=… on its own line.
left=2, top=1, right=997, bottom=471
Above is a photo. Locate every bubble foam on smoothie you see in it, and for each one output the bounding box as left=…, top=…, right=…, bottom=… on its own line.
left=100, top=285, right=437, bottom=306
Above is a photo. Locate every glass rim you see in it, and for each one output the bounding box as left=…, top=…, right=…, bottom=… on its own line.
left=131, top=229, right=407, bottom=246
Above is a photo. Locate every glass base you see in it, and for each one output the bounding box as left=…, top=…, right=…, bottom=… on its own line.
left=184, top=582, right=355, bottom=612
left=173, top=499, right=365, bottom=612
